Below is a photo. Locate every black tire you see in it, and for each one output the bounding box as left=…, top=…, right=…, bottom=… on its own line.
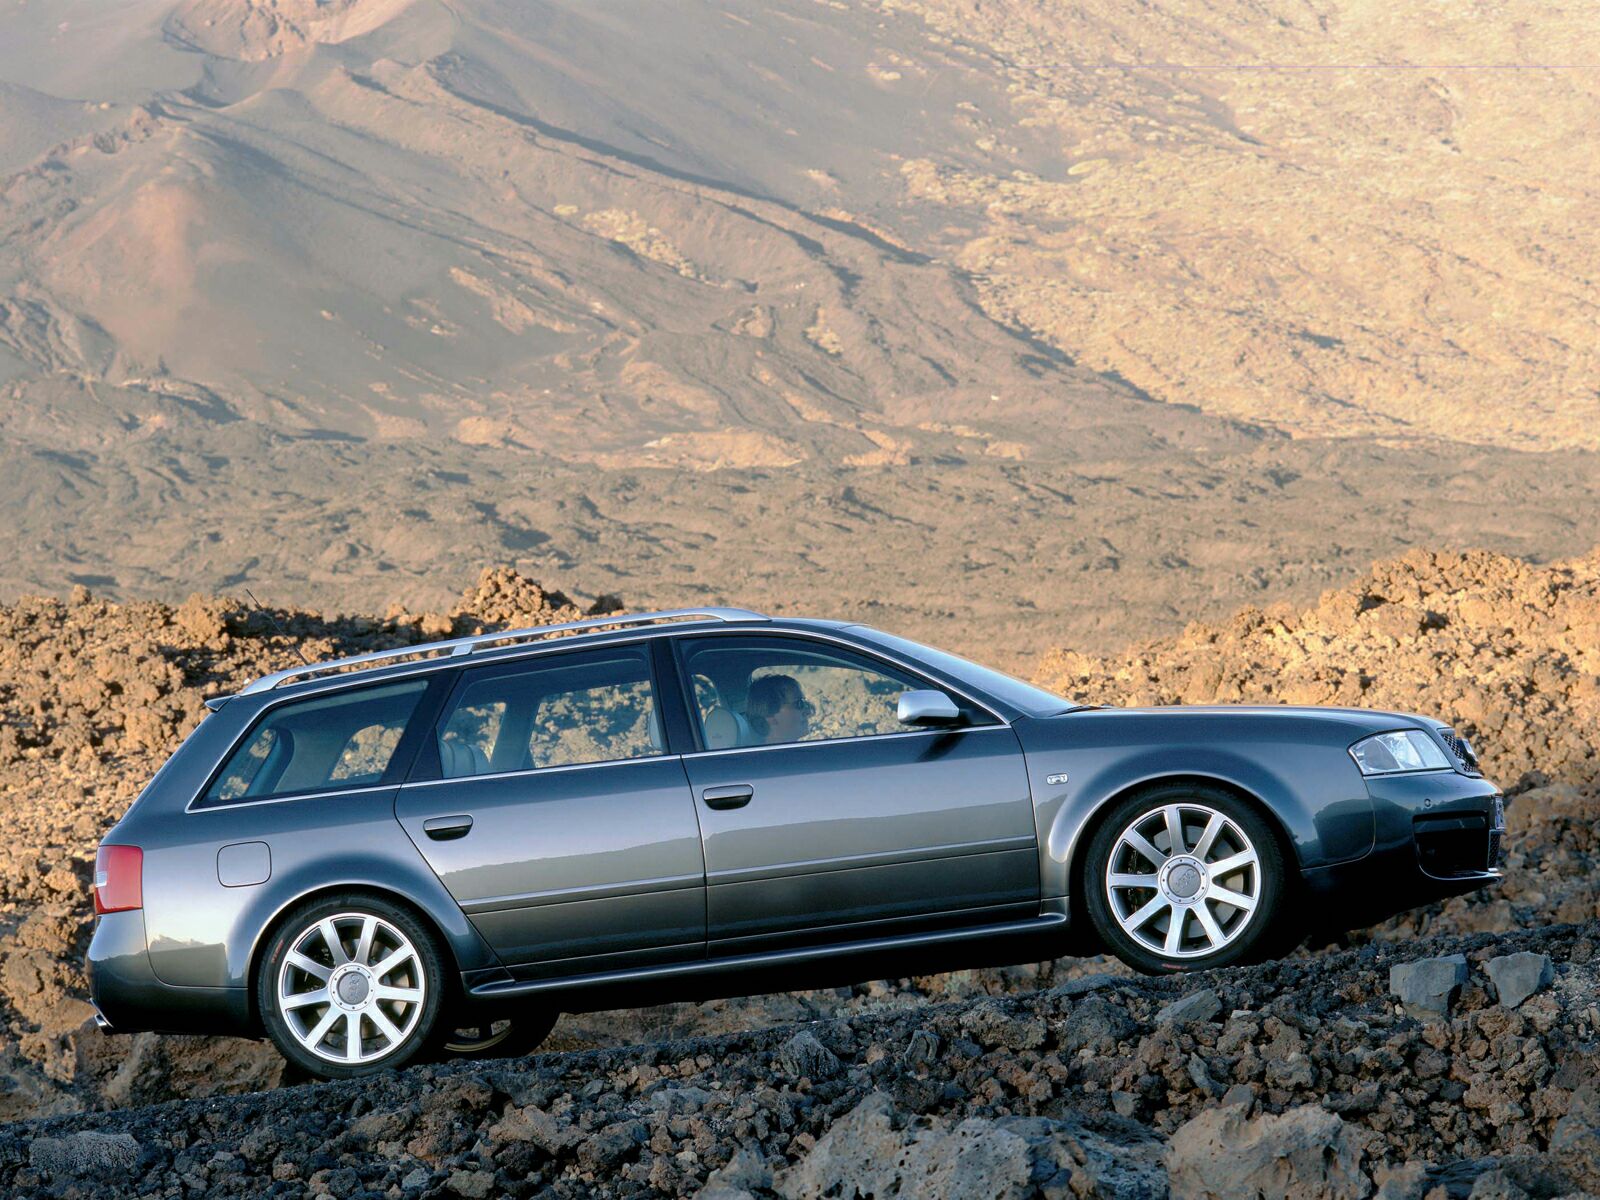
left=256, top=892, right=447, bottom=1080
left=1082, top=783, right=1289, bottom=974
left=430, top=1009, right=558, bottom=1062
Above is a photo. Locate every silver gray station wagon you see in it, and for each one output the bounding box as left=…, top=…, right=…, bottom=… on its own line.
left=88, top=609, right=1505, bottom=1078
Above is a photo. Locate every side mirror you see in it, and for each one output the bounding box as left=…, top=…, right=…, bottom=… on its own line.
left=897, top=689, right=962, bottom=727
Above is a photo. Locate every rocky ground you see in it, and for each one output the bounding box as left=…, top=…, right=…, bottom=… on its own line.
left=0, top=547, right=1597, bottom=1196
left=4, top=924, right=1597, bottom=1198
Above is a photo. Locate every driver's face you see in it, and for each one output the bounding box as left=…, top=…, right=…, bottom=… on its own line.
left=768, top=692, right=812, bottom=742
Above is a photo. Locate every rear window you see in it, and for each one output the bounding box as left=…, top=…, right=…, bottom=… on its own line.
left=201, top=680, right=430, bottom=805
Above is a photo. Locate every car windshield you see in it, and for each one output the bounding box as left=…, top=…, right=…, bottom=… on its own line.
left=852, top=629, right=1077, bottom=717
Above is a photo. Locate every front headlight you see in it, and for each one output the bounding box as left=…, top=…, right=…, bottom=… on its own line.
left=1349, top=730, right=1452, bottom=775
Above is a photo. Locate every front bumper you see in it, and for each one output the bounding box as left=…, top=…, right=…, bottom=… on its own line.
left=87, top=910, right=252, bottom=1037
left=1301, top=769, right=1504, bottom=930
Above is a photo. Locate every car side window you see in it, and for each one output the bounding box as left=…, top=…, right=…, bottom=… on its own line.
left=425, top=646, right=663, bottom=779
left=676, top=635, right=960, bottom=749
left=203, top=680, right=430, bottom=804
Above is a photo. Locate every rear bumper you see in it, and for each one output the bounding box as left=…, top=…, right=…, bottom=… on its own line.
left=1301, top=770, right=1505, bottom=930
left=87, top=910, right=252, bottom=1037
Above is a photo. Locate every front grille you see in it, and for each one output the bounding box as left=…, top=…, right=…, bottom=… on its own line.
left=1438, top=727, right=1483, bottom=775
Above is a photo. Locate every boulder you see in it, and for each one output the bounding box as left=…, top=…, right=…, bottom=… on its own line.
left=1484, top=952, right=1553, bottom=1010
left=1166, top=1103, right=1369, bottom=1199
left=1156, top=988, right=1223, bottom=1025
left=775, top=1029, right=841, bottom=1081
left=1389, top=954, right=1469, bottom=1019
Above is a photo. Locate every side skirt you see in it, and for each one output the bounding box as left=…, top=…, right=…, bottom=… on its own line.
left=464, top=913, right=1069, bottom=1013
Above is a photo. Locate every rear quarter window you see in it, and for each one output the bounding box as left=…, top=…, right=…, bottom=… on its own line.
left=200, top=679, right=430, bottom=805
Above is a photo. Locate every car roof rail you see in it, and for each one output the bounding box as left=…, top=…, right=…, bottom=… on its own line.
left=235, top=607, right=769, bottom=696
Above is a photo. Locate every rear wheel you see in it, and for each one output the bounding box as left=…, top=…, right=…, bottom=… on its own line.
left=257, top=893, right=446, bottom=1079
left=1083, top=784, right=1288, bottom=974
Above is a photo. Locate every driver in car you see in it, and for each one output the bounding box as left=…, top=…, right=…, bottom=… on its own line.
left=745, top=674, right=813, bottom=744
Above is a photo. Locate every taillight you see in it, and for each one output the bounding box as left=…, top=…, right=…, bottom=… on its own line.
left=93, top=845, right=143, bottom=914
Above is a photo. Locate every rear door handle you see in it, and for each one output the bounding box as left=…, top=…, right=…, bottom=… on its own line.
left=701, top=785, right=753, bottom=810
left=423, top=815, right=474, bottom=840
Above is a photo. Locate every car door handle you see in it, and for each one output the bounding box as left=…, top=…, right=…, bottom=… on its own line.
left=423, top=815, right=474, bottom=840
left=701, top=785, right=753, bottom=810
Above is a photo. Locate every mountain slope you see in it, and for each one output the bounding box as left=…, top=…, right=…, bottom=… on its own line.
left=0, top=0, right=1597, bottom=660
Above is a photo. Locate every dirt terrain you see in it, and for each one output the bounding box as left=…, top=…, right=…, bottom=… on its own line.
left=0, top=548, right=1595, bottom=1195
left=2, top=0, right=1598, bottom=667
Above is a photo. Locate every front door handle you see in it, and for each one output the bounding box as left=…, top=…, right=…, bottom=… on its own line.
left=423, top=815, right=474, bottom=840
left=701, top=785, right=753, bottom=810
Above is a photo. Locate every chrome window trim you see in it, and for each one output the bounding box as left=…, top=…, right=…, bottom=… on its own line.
left=399, top=750, right=676, bottom=790
left=680, top=723, right=1008, bottom=760
left=184, top=782, right=398, bottom=814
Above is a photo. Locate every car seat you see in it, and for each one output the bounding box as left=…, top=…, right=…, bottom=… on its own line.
left=439, top=735, right=489, bottom=778
left=702, top=706, right=755, bottom=749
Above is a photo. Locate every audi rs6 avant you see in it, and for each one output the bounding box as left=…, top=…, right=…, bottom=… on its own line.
left=88, top=609, right=1505, bottom=1078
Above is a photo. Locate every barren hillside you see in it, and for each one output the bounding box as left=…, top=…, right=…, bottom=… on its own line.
left=1, top=0, right=1597, bottom=662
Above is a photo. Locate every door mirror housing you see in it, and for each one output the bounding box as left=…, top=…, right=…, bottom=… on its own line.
left=897, top=689, right=962, bottom=727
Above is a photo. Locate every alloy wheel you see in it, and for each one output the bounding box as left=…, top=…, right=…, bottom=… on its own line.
left=1104, top=802, right=1262, bottom=959
left=276, top=911, right=427, bottom=1065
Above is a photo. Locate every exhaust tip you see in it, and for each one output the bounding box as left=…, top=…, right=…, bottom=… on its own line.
left=93, top=1011, right=114, bottom=1032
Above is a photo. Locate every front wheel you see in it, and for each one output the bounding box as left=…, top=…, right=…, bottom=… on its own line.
left=257, top=894, right=446, bottom=1079
left=1083, top=784, right=1288, bottom=974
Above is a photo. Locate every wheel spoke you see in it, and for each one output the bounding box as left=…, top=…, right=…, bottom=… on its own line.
left=1209, top=849, right=1258, bottom=877
left=282, top=987, right=330, bottom=1011
left=1193, top=901, right=1226, bottom=948
left=1208, top=882, right=1257, bottom=911
left=1121, top=829, right=1169, bottom=869
left=1108, top=872, right=1159, bottom=890
left=319, top=919, right=349, bottom=965
left=1193, top=813, right=1224, bottom=859
left=302, top=1006, right=341, bottom=1049
left=1163, top=907, right=1187, bottom=954
left=368, top=1005, right=403, bottom=1048
left=374, top=984, right=423, bottom=1004
left=344, top=1012, right=363, bottom=1061
left=353, top=916, right=377, bottom=966
left=1163, top=806, right=1187, bottom=855
left=370, top=946, right=417, bottom=981
left=286, top=951, right=332, bottom=982
left=1125, top=894, right=1167, bottom=930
